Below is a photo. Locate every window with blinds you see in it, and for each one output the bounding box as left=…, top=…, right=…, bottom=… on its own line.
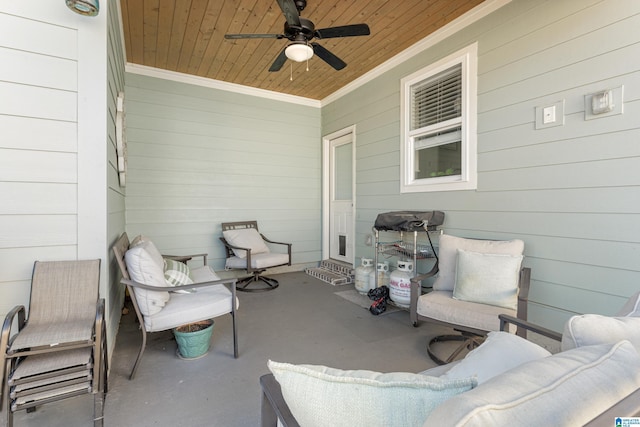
left=410, top=65, right=462, bottom=131
left=400, top=43, right=477, bottom=193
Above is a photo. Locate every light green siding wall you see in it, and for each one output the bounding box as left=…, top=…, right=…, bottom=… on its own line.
left=124, top=74, right=322, bottom=270
left=322, top=0, right=640, bottom=331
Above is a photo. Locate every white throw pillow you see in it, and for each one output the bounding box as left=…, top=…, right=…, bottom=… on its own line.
left=441, top=331, right=551, bottom=384
left=269, top=360, right=476, bottom=427
left=223, top=228, right=270, bottom=259
left=433, top=235, right=524, bottom=291
left=425, top=341, right=640, bottom=427
left=561, top=314, right=640, bottom=353
left=125, top=239, right=170, bottom=316
left=452, top=249, right=523, bottom=310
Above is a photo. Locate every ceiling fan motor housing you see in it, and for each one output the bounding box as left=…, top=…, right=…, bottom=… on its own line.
left=284, top=18, right=315, bottom=40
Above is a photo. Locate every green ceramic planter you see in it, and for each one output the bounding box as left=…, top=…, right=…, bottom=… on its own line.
left=173, top=319, right=214, bottom=360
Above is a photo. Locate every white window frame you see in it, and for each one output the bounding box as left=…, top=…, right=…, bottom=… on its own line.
left=400, top=43, right=477, bottom=193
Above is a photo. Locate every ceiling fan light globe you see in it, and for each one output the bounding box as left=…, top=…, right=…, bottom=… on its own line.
left=285, top=44, right=313, bottom=62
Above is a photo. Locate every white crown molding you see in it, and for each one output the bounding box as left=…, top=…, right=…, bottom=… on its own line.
left=125, top=63, right=322, bottom=108
left=122, top=0, right=509, bottom=109
left=320, top=0, right=511, bottom=106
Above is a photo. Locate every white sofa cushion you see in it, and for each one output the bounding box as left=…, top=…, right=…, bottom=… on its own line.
left=453, top=250, right=523, bottom=310
left=441, top=331, right=550, bottom=384
left=561, top=314, right=640, bottom=353
left=143, top=284, right=235, bottom=332
left=125, top=239, right=170, bottom=316
left=268, top=360, right=476, bottom=427
left=424, top=340, right=640, bottom=427
left=433, top=235, right=524, bottom=292
left=223, top=228, right=269, bottom=258
left=416, top=290, right=516, bottom=333
left=225, top=252, right=289, bottom=270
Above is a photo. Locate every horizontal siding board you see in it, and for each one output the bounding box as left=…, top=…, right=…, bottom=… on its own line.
left=0, top=183, right=76, bottom=214
left=479, top=128, right=640, bottom=172
left=479, top=157, right=640, bottom=191
left=0, top=149, right=77, bottom=183
left=0, top=47, right=77, bottom=91
left=0, top=115, right=77, bottom=151
left=0, top=215, right=76, bottom=247
left=0, top=82, right=76, bottom=121
left=0, top=13, right=77, bottom=59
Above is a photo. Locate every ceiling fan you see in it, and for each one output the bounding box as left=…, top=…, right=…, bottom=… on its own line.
left=224, top=0, right=370, bottom=72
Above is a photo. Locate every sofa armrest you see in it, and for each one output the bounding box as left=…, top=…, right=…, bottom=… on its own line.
left=584, top=388, right=640, bottom=426
left=260, top=374, right=299, bottom=427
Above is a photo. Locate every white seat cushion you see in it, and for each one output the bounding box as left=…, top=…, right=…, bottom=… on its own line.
left=424, top=340, right=640, bottom=427
left=433, top=235, right=524, bottom=292
left=190, top=265, right=221, bottom=283
left=225, top=253, right=289, bottom=270
left=417, top=290, right=515, bottom=332
left=144, top=284, right=237, bottom=332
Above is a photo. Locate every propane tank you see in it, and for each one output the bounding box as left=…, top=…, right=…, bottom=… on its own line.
left=355, top=258, right=374, bottom=294
left=389, top=260, right=414, bottom=307
left=369, top=261, right=390, bottom=289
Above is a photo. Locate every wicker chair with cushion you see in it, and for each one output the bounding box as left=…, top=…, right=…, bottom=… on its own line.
left=1, top=260, right=107, bottom=427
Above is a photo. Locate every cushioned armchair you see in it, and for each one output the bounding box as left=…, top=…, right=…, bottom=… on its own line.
left=409, top=234, right=530, bottom=364
left=113, top=233, right=238, bottom=379
left=220, top=221, right=292, bottom=292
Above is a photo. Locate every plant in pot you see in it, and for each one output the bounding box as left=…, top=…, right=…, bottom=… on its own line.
left=173, top=319, right=214, bottom=360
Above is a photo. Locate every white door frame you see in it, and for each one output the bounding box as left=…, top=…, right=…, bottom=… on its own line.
left=322, top=125, right=356, bottom=264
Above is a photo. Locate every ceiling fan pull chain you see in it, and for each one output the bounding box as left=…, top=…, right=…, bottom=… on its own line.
left=290, top=63, right=293, bottom=81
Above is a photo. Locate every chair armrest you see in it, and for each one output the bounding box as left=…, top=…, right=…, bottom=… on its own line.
left=121, top=277, right=237, bottom=292
left=409, top=262, right=438, bottom=326
left=261, top=236, right=291, bottom=248
left=260, top=374, right=299, bottom=427
left=163, top=253, right=208, bottom=265
left=1, top=305, right=26, bottom=354
left=499, top=314, right=563, bottom=342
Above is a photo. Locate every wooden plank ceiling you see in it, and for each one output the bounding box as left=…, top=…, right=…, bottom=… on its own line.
left=120, top=0, right=485, bottom=100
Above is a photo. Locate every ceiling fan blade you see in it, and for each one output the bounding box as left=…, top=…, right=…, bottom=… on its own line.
left=276, top=0, right=301, bottom=27
left=311, top=43, right=346, bottom=70
left=315, top=24, right=370, bottom=39
left=225, top=34, right=283, bottom=39
left=269, top=48, right=289, bottom=72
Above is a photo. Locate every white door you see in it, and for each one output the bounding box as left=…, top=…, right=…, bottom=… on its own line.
left=328, top=132, right=354, bottom=263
